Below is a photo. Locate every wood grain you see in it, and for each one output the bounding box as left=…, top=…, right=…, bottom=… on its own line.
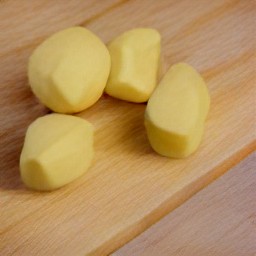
left=0, top=0, right=255, bottom=255
left=113, top=152, right=256, bottom=256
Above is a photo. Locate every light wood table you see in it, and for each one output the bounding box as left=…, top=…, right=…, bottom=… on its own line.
left=113, top=152, right=256, bottom=256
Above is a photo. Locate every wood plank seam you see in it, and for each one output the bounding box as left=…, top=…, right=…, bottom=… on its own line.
left=81, top=0, right=130, bottom=28
left=0, top=0, right=130, bottom=59
left=167, top=0, right=240, bottom=44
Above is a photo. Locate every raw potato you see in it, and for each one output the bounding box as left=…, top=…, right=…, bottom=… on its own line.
left=145, top=63, right=210, bottom=158
left=28, top=27, right=110, bottom=113
left=105, top=28, right=161, bottom=102
left=20, top=114, right=94, bottom=191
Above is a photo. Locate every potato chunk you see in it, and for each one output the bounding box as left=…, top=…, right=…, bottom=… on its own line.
left=28, top=27, right=110, bottom=113
left=20, top=114, right=94, bottom=191
left=145, top=63, right=210, bottom=158
left=105, top=28, right=161, bottom=102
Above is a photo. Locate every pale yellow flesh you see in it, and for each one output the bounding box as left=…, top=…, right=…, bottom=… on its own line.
left=105, top=28, right=161, bottom=102
left=20, top=114, right=94, bottom=191
left=28, top=27, right=110, bottom=113
left=145, top=63, right=210, bottom=158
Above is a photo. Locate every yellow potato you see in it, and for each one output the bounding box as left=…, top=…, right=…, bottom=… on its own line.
left=28, top=27, right=110, bottom=113
left=145, top=63, right=210, bottom=158
left=105, top=28, right=161, bottom=102
left=20, top=114, right=94, bottom=191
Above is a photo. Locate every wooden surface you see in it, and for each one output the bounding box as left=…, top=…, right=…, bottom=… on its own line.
left=0, top=0, right=255, bottom=255
left=114, top=152, right=256, bottom=256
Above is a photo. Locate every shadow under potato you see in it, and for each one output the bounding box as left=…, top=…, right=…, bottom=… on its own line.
left=0, top=93, right=154, bottom=191
left=0, top=83, right=48, bottom=191
left=79, top=94, right=154, bottom=158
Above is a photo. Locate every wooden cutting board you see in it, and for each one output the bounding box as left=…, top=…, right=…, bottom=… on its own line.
left=0, top=0, right=255, bottom=255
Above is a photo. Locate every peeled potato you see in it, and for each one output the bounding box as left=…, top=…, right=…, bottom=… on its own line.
left=28, top=27, right=110, bottom=113
left=20, top=114, right=94, bottom=191
left=105, top=28, right=161, bottom=102
left=145, top=63, right=210, bottom=158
